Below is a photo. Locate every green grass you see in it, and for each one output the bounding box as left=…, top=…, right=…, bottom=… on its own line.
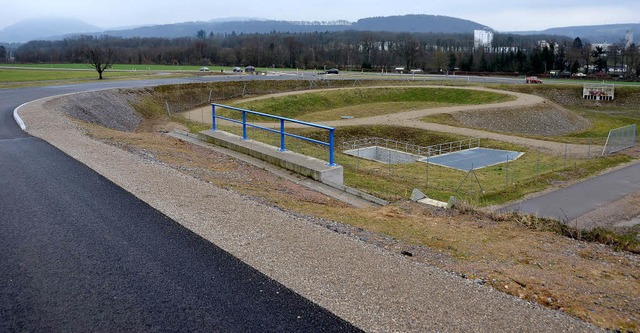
left=196, top=121, right=631, bottom=206
left=0, top=68, right=157, bottom=83
left=164, top=82, right=635, bottom=206
left=3, top=63, right=214, bottom=71
left=131, top=80, right=636, bottom=206
left=567, top=109, right=639, bottom=139
left=1, top=63, right=323, bottom=73
left=226, top=87, right=513, bottom=122
left=419, top=83, right=640, bottom=145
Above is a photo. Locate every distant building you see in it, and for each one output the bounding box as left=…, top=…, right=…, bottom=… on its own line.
left=591, top=43, right=612, bottom=51
left=538, top=40, right=558, bottom=52
left=474, top=29, right=493, bottom=49
left=625, top=30, right=634, bottom=49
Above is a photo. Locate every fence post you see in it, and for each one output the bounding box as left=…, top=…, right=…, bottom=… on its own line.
left=242, top=111, right=247, bottom=140
left=279, top=119, right=286, bottom=152
left=505, top=155, right=509, bottom=186
left=211, top=104, right=217, bottom=130
left=328, top=129, right=336, bottom=166
left=536, top=148, right=540, bottom=177
left=425, top=154, right=429, bottom=191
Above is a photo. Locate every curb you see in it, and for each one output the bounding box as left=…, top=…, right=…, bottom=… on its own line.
left=13, top=102, right=28, bottom=130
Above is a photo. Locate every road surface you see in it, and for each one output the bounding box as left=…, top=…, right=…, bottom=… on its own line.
left=0, top=76, right=360, bottom=331
left=503, top=162, right=640, bottom=223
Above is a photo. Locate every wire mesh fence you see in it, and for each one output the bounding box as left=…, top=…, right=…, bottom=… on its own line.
left=337, top=141, right=611, bottom=205
left=342, top=137, right=480, bottom=158
left=602, top=124, right=637, bottom=155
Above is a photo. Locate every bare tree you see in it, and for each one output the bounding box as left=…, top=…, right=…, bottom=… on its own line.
left=86, top=46, right=114, bottom=80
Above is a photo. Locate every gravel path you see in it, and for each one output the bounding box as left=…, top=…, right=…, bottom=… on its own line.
left=16, top=94, right=602, bottom=332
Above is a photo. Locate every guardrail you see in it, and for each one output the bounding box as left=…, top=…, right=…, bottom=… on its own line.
left=342, top=137, right=480, bottom=157
left=211, top=103, right=337, bottom=166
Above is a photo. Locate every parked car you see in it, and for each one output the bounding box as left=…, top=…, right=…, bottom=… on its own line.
left=525, top=76, right=542, bottom=84
left=198, top=67, right=210, bottom=72
left=573, top=72, right=587, bottom=78
left=232, top=67, right=243, bottom=72
left=245, top=65, right=256, bottom=73
left=325, top=68, right=339, bottom=74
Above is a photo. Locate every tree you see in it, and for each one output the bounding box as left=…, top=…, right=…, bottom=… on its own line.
left=86, top=45, right=114, bottom=80
left=447, top=53, right=457, bottom=71
left=623, top=43, right=639, bottom=80
left=0, top=46, right=6, bottom=63
left=394, top=34, right=421, bottom=70
left=570, top=60, right=580, bottom=74
left=591, top=46, right=607, bottom=72
left=572, top=37, right=583, bottom=49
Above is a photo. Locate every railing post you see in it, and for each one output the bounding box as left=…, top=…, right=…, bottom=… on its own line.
left=328, top=128, right=336, bottom=166
left=211, top=104, right=217, bottom=130
left=279, top=119, right=286, bottom=151
left=242, top=111, right=247, bottom=140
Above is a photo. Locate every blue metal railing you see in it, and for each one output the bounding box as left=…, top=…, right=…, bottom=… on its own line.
left=211, top=103, right=337, bottom=166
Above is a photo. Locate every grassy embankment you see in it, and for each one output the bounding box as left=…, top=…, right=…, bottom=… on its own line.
left=193, top=86, right=629, bottom=206
left=421, top=83, right=640, bottom=146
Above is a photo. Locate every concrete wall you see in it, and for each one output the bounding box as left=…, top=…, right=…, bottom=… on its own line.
left=198, top=130, right=343, bottom=186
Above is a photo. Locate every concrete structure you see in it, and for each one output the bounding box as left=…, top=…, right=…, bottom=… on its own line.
left=474, top=29, right=493, bottom=49
left=198, top=129, right=344, bottom=186
left=343, top=146, right=422, bottom=164
left=583, top=83, right=615, bottom=101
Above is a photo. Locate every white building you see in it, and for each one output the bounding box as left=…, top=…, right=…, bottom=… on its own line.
left=625, top=31, right=634, bottom=49
left=474, top=29, right=493, bottom=49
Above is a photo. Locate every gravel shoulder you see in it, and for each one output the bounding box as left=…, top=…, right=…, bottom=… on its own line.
left=16, top=94, right=602, bottom=332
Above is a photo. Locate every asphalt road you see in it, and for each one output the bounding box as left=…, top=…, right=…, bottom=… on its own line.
left=503, top=162, right=640, bottom=222
left=0, top=76, right=361, bottom=332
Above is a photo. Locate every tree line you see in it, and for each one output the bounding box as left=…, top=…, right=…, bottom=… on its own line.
left=12, top=30, right=640, bottom=80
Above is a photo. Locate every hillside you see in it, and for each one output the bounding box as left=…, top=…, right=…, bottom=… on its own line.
left=542, top=23, right=639, bottom=43
left=103, top=15, right=488, bottom=38
left=1, top=15, right=636, bottom=43
left=352, top=15, right=489, bottom=33
left=0, top=17, right=99, bottom=43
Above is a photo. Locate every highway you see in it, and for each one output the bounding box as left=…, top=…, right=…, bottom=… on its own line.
left=0, top=76, right=361, bottom=331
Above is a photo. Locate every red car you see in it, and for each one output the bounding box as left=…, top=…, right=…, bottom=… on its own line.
left=525, top=76, right=542, bottom=84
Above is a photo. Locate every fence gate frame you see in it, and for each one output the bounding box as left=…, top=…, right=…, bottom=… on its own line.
left=602, top=124, right=637, bottom=155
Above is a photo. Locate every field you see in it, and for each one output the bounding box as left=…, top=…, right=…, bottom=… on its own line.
left=14, top=75, right=640, bottom=331
left=0, top=64, right=272, bottom=87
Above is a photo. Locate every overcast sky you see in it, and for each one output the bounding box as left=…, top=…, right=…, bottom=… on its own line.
left=2, top=0, right=639, bottom=31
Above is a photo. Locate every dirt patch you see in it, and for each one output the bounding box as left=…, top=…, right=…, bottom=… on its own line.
left=452, top=101, right=590, bottom=137
left=46, top=89, right=143, bottom=131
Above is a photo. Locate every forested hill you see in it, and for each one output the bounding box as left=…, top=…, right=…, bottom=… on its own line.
left=352, top=15, right=489, bottom=33
left=541, top=24, right=639, bottom=43
left=102, top=15, right=489, bottom=38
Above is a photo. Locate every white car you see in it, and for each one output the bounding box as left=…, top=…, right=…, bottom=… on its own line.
left=199, top=67, right=210, bottom=72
